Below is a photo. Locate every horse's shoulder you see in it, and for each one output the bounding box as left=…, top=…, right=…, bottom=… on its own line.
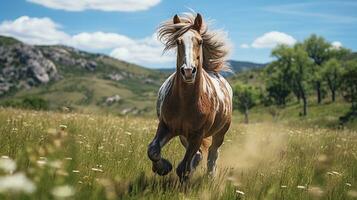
left=157, top=73, right=175, bottom=117
left=206, top=72, right=232, bottom=99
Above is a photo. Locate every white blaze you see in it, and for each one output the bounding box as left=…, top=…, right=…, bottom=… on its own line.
left=181, top=31, right=195, bottom=70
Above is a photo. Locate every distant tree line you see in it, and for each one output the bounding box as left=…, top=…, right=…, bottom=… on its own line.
left=233, top=34, right=357, bottom=123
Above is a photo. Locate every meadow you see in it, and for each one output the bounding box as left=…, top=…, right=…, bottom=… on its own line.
left=0, top=107, right=356, bottom=200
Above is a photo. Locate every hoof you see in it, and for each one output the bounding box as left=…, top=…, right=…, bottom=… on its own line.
left=176, top=162, right=190, bottom=182
left=152, top=158, right=172, bottom=176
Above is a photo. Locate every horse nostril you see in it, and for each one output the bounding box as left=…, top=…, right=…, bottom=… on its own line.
left=180, top=67, right=185, bottom=75
left=192, top=67, right=197, bottom=74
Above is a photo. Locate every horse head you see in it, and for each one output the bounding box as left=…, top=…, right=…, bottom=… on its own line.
left=173, top=14, right=203, bottom=84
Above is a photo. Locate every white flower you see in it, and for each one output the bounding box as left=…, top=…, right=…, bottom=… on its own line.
left=59, top=125, right=67, bottom=129
left=91, top=168, right=103, bottom=172
left=235, top=190, right=245, bottom=195
left=51, top=185, right=75, bottom=198
left=0, top=157, right=16, bottom=174
left=297, top=185, right=306, bottom=189
left=0, top=173, right=36, bottom=194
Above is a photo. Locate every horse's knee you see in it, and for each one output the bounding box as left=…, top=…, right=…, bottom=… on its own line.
left=147, top=142, right=160, bottom=162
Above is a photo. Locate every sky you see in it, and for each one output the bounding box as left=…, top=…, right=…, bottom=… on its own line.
left=0, top=0, right=356, bottom=68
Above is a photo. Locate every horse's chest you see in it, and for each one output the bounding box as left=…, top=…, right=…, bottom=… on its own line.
left=162, top=103, right=214, bottom=134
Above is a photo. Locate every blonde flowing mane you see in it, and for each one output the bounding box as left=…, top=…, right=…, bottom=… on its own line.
left=157, top=12, right=231, bottom=73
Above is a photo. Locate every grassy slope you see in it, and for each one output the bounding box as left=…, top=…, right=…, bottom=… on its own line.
left=0, top=108, right=356, bottom=199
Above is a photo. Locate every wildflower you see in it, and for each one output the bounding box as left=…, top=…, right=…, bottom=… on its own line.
left=331, top=171, right=341, bottom=176
left=91, top=168, right=103, bottom=172
left=281, top=185, right=287, bottom=188
left=235, top=190, right=245, bottom=195
left=59, top=125, right=67, bottom=130
left=49, top=160, right=62, bottom=169
left=346, top=183, right=352, bottom=187
left=0, top=173, right=36, bottom=194
left=125, top=131, right=132, bottom=136
left=0, top=157, right=16, bottom=174
left=72, top=170, right=80, bottom=173
left=51, top=185, right=75, bottom=198
left=297, top=185, right=306, bottom=189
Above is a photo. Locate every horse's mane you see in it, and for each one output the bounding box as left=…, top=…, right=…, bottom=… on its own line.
left=157, top=12, right=231, bottom=73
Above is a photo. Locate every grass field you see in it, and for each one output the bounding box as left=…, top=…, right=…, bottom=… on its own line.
left=0, top=108, right=356, bottom=199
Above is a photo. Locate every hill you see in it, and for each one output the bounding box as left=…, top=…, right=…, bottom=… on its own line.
left=157, top=60, right=265, bottom=75
left=0, top=35, right=167, bottom=115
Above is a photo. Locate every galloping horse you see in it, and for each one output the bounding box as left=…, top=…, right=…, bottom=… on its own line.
left=147, top=13, right=232, bottom=181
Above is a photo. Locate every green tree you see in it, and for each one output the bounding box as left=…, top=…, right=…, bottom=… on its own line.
left=341, top=60, right=357, bottom=110
left=233, top=83, right=258, bottom=123
left=265, top=72, right=290, bottom=106
left=269, top=44, right=312, bottom=116
left=289, top=44, right=313, bottom=116
left=303, top=34, right=331, bottom=104
left=321, top=58, right=343, bottom=102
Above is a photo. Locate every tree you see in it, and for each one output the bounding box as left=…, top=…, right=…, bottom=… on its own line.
left=303, top=34, right=331, bottom=104
left=341, top=60, right=357, bottom=110
left=269, top=44, right=312, bottom=116
left=321, top=58, right=343, bottom=102
left=265, top=73, right=290, bottom=106
left=289, top=44, right=313, bottom=116
left=233, top=83, right=258, bottom=123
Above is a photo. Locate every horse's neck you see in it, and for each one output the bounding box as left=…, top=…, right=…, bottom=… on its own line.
left=173, top=70, right=203, bottom=104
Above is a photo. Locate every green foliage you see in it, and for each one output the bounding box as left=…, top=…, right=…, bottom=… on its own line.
left=321, top=58, right=344, bottom=101
left=303, top=34, right=331, bottom=66
left=341, top=60, right=357, bottom=110
left=265, top=71, right=290, bottom=106
left=1, top=97, right=49, bottom=110
left=233, top=83, right=259, bottom=112
left=267, top=44, right=312, bottom=115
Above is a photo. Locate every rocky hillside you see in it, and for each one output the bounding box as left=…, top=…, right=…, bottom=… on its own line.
left=0, top=36, right=166, bottom=115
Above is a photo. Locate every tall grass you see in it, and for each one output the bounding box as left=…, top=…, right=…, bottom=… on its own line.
left=0, top=108, right=356, bottom=199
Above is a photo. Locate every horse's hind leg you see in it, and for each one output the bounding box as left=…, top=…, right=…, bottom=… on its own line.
left=147, top=121, right=174, bottom=176
left=207, top=123, right=230, bottom=176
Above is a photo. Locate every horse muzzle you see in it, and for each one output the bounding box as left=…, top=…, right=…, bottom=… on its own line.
left=180, top=65, right=197, bottom=83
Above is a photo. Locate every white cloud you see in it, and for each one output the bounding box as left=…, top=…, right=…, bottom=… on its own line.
left=331, top=41, right=342, bottom=49
left=71, top=32, right=134, bottom=50
left=0, top=16, right=70, bottom=45
left=240, top=43, right=250, bottom=48
left=27, top=0, right=161, bottom=12
left=0, top=16, right=173, bottom=66
left=110, top=34, right=174, bottom=64
left=251, top=31, right=296, bottom=48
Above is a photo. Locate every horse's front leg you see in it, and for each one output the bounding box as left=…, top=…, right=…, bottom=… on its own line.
left=147, top=121, right=174, bottom=176
left=176, top=133, right=203, bottom=181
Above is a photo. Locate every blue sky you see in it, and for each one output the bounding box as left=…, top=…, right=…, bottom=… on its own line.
left=0, top=0, right=356, bottom=68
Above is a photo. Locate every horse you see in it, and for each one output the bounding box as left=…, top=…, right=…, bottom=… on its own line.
left=147, top=12, right=233, bottom=181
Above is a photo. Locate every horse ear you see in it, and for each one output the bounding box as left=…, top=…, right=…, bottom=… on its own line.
left=173, top=14, right=181, bottom=24
left=193, top=13, right=203, bottom=32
